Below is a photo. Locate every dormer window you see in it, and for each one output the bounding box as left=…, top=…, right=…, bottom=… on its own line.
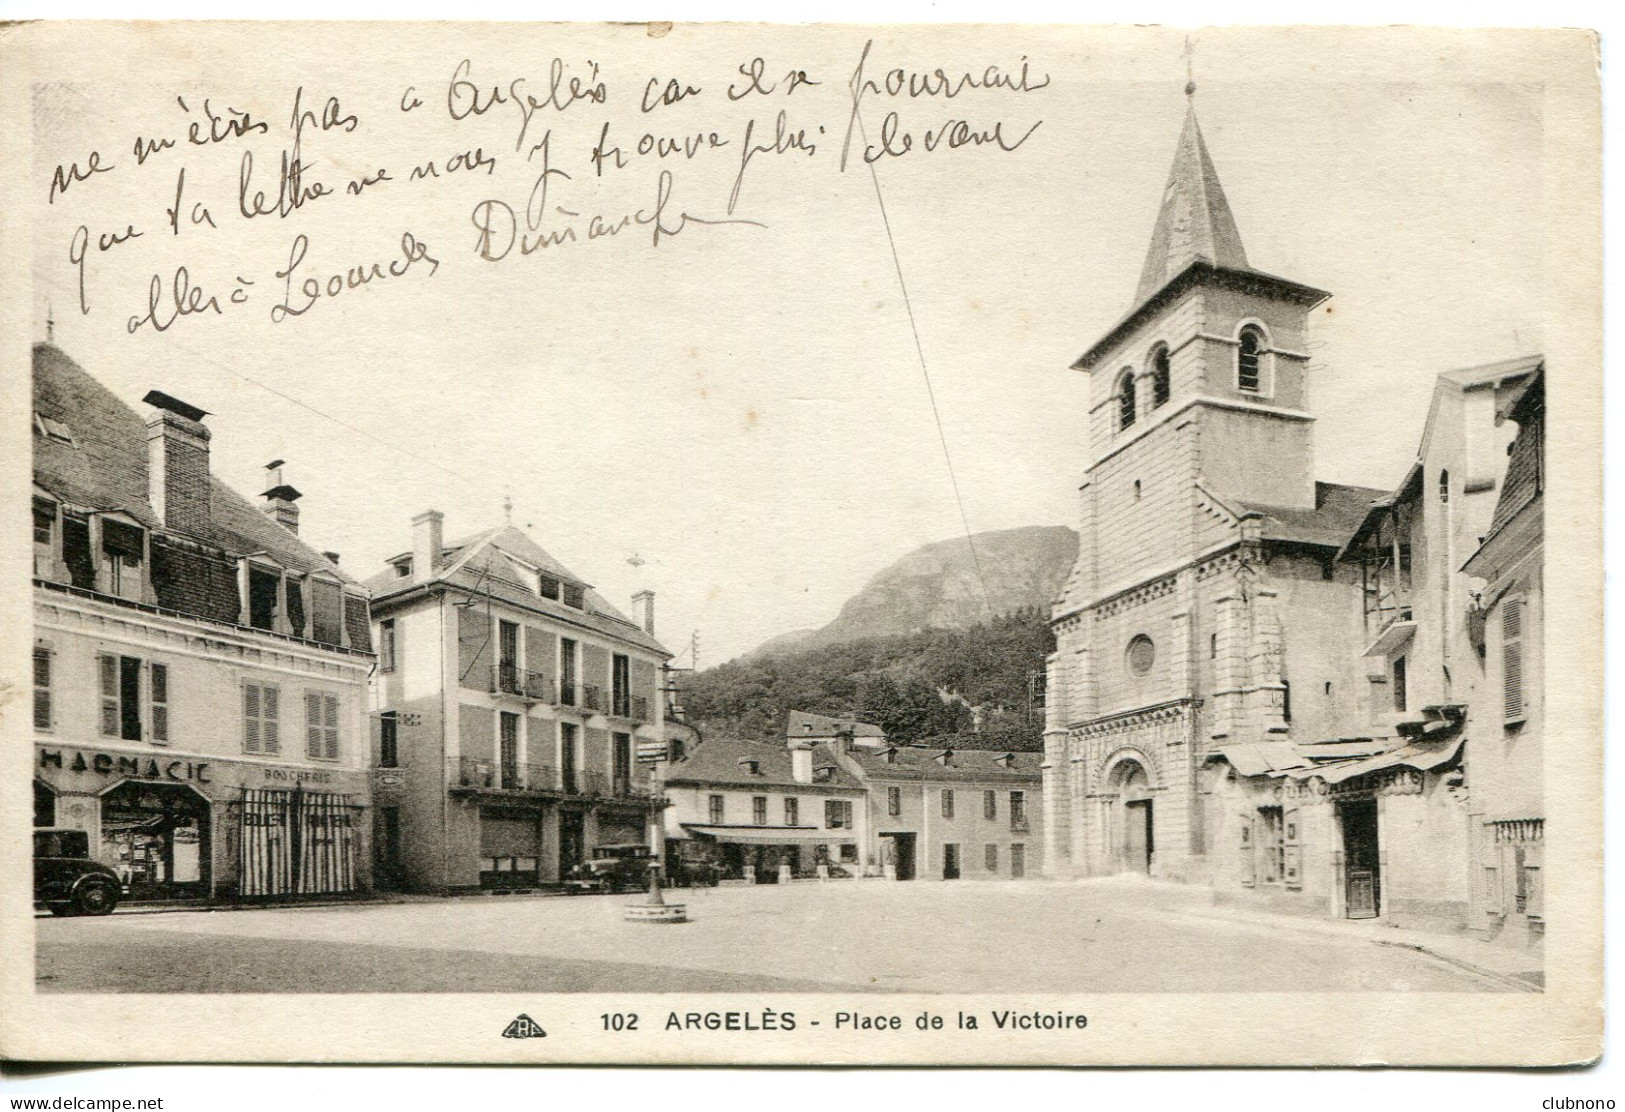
left=1150, top=345, right=1171, bottom=408
left=33, top=498, right=57, bottom=577
left=393, top=559, right=412, bottom=579
left=813, top=765, right=833, bottom=783
left=562, top=582, right=585, bottom=609
left=538, top=575, right=561, bottom=601
left=99, top=518, right=144, bottom=601
left=1116, top=368, right=1137, bottom=430
left=1237, top=326, right=1265, bottom=393
left=739, top=758, right=761, bottom=776
left=34, top=413, right=74, bottom=445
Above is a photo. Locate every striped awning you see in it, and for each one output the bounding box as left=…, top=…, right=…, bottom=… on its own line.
left=680, top=823, right=855, bottom=845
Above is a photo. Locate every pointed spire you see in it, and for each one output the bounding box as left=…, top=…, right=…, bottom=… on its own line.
left=1134, top=100, right=1250, bottom=305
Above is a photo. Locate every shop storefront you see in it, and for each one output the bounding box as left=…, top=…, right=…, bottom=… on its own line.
left=676, top=823, right=857, bottom=882
left=36, top=744, right=371, bottom=902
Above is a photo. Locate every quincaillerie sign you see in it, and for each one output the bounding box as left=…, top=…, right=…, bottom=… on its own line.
left=38, top=747, right=211, bottom=784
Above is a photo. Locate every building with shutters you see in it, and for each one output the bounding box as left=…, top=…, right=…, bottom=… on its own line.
left=364, top=513, right=671, bottom=893
left=1461, top=367, right=1545, bottom=944
left=31, top=343, right=375, bottom=903
left=1042, top=92, right=1544, bottom=936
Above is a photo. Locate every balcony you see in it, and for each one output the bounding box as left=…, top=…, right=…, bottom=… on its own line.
left=559, top=681, right=577, bottom=707
left=1010, top=818, right=1030, bottom=834
left=610, top=692, right=650, bottom=722
left=490, top=664, right=554, bottom=704
left=447, top=757, right=658, bottom=802
left=581, top=684, right=604, bottom=713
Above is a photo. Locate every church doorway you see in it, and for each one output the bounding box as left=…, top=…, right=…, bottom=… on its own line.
left=1110, top=760, right=1154, bottom=874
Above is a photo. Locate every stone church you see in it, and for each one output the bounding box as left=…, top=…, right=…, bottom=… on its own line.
left=1042, top=93, right=1540, bottom=936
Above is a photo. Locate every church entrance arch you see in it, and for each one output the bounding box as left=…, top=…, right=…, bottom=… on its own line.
left=1106, top=757, right=1154, bottom=874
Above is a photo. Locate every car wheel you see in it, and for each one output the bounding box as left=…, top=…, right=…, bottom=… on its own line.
left=74, top=881, right=118, bottom=916
left=47, top=902, right=76, bottom=917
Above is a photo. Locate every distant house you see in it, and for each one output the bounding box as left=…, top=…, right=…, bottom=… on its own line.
left=847, top=745, right=1043, bottom=881
left=365, top=512, right=670, bottom=893
left=32, top=344, right=375, bottom=903
left=657, top=734, right=866, bottom=882
left=785, top=710, right=887, bottom=750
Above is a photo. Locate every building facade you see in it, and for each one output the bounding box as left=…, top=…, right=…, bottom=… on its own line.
left=1042, top=99, right=1543, bottom=934
left=32, top=344, right=375, bottom=902
left=847, top=745, right=1043, bottom=882
left=1462, top=368, right=1545, bottom=944
left=657, top=733, right=868, bottom=882
left=364, top=512, right=670, bottom=893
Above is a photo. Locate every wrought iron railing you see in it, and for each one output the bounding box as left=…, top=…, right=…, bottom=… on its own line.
left=448, top=757, right=656, bottom=800
left=492, top=665, right=552, bottom=702
left=611, top=692, right=651, bottom=720
left=581, top=684, right=604, bottom=712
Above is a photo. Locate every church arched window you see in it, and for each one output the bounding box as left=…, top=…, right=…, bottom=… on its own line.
left=1439, top=470, right=1451, bottom=504
left=1149, top=345, right=1172, bottom=408
left=1116, top=369, right=1137, bottom=430
left=1236, top=326, right=1265, bottom=393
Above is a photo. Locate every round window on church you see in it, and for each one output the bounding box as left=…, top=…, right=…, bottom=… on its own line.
left=1126, top=634, right=1155, bottom=676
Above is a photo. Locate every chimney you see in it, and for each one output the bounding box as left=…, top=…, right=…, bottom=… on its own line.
left=412, top=509, right=444, bottom=577
left=323, top=551, right=341, bottom=566
left=260, top=459, right=302, bottom=534
left=790, top=745, right=812, bottom=784
left=632, top=590, right=655, bottom=634
left=835, top=726, right=854, bottom=755
left=143, top=390, right=212, bottom=537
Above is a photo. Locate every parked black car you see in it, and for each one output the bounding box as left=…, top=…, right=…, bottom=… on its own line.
left=34, top=828, right=123, bottom=916
left=563, top=844, right=656, bottom=895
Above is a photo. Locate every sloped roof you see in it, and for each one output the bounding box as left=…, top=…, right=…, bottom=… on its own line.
left=662, top=736, right=861, bottom=790
left=1230, top=481, right=1389, bottom=550
left=1486, top=368, right=1544, bottom=539
left=366, top=523, right=669, bottom=656
left=785, top=710, right=886, bottom=743
left=1136, top=104, right=1251, bottom=306
left=847, top=745, right=1042, bottom=784
left=32, top=343, right=353, bottom=581
left=1435, top=353, right=1544, bottom=390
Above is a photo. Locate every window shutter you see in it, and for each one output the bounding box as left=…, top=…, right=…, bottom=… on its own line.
left=33, top=648, right=51, bottom=731
left=306, top=692, right=322, bottom=758
left=1503, top=599, right=1526, bottom=722
left=324, top=694, right=339, bottom=759
left=150, top=662, right=169, bottom=742
left=244, top=684, right=261, bottom=753
left=262, top=685, right=280, bottom=754
left=99, top=654, right=119, bottom=736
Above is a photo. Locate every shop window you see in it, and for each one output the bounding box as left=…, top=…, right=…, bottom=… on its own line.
left=379, top=619, right=397, bottom=673
left=985, top=844, right=999, bottom=872
left=708, top=794, right=724, bottom=824
left=306, top=692, right=340, bottom=760
left=784, top=797, right=799, bottom=826
left=839, top=843, right=858, bottom=864
left=941, top=789, right=955, bottom=819
left=243, top=681, right=282, bottom=754
left=379, top=711, right=399, bottom=768
left=983, top=789, right=996, bottom=820
left=887, top=786, right=901, bottom=816
left=753, top=796, right=768, bottom=825
left=34, top=781, right=56, bottom=828
left=33, top=646, right=52, bottom=731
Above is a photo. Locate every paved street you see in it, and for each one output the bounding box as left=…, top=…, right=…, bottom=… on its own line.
left=36, top=876, right=1518, bottom=993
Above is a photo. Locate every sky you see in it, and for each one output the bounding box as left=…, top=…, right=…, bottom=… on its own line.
left=23, top=25, right=1560, bottom=664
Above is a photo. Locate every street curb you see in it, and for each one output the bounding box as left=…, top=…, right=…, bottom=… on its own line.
left=1366, top=937, right=1541, bottom=993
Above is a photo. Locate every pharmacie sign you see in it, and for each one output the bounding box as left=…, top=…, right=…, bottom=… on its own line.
left=39, top=746, right=211, bottom=784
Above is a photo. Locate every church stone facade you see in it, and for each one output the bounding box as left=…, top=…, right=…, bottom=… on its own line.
left=1042, top=97, right=1542, bottom=940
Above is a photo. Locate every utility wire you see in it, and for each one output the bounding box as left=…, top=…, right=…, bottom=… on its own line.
left=851, top=112, right=995, bottom=619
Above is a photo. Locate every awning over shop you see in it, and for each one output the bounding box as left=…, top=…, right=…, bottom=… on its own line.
left=1313, top=736, right=1466, bottom=785
left=680, top=823, right=856, bottom=845
left=1209, top=742, right=1307, bottom=778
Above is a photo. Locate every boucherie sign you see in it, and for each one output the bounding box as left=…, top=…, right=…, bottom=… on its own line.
left=39, top=747, right=211, bottom=784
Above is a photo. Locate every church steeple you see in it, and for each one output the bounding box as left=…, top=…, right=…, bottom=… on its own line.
left=1134, top=99, right=1250, bottom=306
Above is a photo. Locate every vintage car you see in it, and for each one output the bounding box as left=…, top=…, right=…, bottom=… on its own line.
left=34, top=827, right=123, bottom=916
left=563, top=844, right=658, bottom=895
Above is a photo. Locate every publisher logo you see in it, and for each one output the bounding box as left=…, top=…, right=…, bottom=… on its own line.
left=502, top=1014, right=547, bottom=1039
